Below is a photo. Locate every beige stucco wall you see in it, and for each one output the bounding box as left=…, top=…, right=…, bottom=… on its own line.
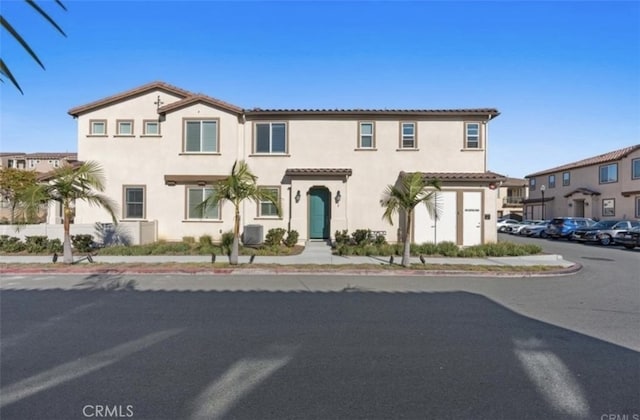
left=73, top=87, right=497, bottom=245
left=526, top=149, right=640, bottom=220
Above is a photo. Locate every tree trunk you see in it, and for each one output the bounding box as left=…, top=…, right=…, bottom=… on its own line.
left=401, top=210, right=412, bottom=267
left=62, top=203, right=73, bottom=264
left=230, top=205, right=240, bottom=265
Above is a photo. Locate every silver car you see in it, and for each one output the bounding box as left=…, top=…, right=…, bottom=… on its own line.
left=572, top=220, right=640, bottom=246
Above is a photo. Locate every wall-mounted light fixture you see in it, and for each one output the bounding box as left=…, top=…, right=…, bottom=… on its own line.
left=585, top=202, right=589, bottom=206
left=295, top=190, right=301, bottom=203
left=568, top=203, right=573, bottom=207
left=335, top=191, right=341, bottom=204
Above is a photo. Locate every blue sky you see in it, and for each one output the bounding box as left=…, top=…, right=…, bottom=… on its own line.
left=1, top=0, right=638, bottom=178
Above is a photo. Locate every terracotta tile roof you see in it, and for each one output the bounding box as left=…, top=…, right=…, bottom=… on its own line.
left=526, top=144, right=640, bottom=178
left=157, top=94, right=243, bottom=115
left=36, top=161, right=83, bottom=181
left=246, top=108, right=500, bottom=118
left=501, top=177, right=527, bottom=187
left=407, top=171, right=507, bottom=182
left=25, top=152, right=77, bottom=159
left=68, top=81, right=194, bottom=116
left=285, top=168, right=353, bottom=177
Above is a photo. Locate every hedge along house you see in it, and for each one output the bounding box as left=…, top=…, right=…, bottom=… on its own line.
left=68, top=81, right=504, bottom=246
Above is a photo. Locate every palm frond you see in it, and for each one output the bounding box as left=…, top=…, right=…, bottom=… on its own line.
left=26, top=0, right=67, bottom=36
left=0, top=59, right=23, bottom=94
left=0, top=15, right=45, bottom=69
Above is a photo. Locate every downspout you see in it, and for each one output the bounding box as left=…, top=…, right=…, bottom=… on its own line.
left=288, top=186, right=292, bottom=232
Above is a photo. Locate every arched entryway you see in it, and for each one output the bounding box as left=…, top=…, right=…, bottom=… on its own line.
left=309, top=187, right=331, bottom=239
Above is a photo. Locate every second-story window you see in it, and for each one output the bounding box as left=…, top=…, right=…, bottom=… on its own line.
left=599, top=163, right=618, bottom=184
left=401, top=122, right=416, bottom=149
left=90, top=120, right=107, bottom=135
left=255, top=123, right=287, bottom=154
left=548, top=174, right=556, bottom=188
left=563, top=171, right=570, bottom=186
left=464, top=122, right=481, bottom=149
left=144, top=120, right=160, bottom=136
left=359, top=122, right=374, bottom=149
left=632, top=158, right=640, bottom=179
left=117, top=120, right=133, bottom=136
left=185, top=120, right=218, bottom=153
left=529, top=178, right=536, bottom=191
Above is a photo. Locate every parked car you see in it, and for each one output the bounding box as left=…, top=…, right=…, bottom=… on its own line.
left=521, top=220, right=551, bottom=237
left=572, top=220, right=640, bottom=246
left=497, top=219, right=520, bottom=232
left=545, top=217, right=595, bottom=239
left=506, top=220, right=543, bottom=235
left=614, top=226, right=640, bottom=249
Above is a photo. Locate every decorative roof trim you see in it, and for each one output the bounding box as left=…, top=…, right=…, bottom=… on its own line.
left=405, top=171, right=507, bottom=183
left=68, top=81, right=193, bottom=116
left=526, top=144, right=640, bottom=178
left=621, top=190, right=640, bottom=197
left=157, top=94, right=243, bottom=115
left=563, top=187, right=601, bottom=198
left=285, top=168, right=353, bottom=177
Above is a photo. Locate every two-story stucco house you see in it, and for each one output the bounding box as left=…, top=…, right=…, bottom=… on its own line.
left=523, top=145, right=640, bottom=221
left=68, top=81, right=505, bottom=246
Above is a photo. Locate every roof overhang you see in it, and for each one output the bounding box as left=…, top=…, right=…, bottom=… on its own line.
left=564, top=187, right=601, bottom=198
left=285, top=168, right=352, bottom=180
left=164, top=175, right=226, bottom=186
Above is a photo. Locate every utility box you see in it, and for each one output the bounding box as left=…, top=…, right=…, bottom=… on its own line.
left=243, top=224, right=263, bottom=245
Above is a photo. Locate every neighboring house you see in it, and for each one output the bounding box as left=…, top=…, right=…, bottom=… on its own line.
left=523, top=145, right=640, bottom=220
left=67, top=81, right=505, bottom=246
left=0, top=152, right=77, bottom=222
left=496, top=177, right=527, bottom=220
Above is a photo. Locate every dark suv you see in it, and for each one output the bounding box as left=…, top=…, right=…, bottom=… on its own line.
left=545, top=217, right=595, bottom=239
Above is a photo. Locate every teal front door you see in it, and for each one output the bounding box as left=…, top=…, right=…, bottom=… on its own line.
left=309, top=188, right=330, bottom=239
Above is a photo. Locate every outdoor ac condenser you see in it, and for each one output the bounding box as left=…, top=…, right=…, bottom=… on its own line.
left=243, top=224, right=263, bottom=245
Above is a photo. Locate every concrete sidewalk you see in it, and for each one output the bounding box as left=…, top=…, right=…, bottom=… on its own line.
left=0, top=240, right=575, bottom=268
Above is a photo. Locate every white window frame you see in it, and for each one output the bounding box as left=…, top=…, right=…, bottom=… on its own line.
left=358, top=122, right=375, bottom=149
left=400, top=122, right=416, bottom=149
left=258, top=187, right=280, bottom=218
left=464, top=122, right=481, bottom=149
left=90, top=120, right=107, bottom=136
left=186, top=187, right=220, bottom=220
left=124, top=186, right=145, bottom=219
left=116, top=120, right=134, bottom=136
left=184, top=119, right=219, bottom=153
left=254, top=122, right=287, bottom=154
left=143, top=120, right=160, bottom=136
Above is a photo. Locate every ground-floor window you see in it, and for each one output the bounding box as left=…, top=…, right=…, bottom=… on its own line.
left=124, top=186, right=145, bottom=219
left=187, top=187, right=220, bottom=219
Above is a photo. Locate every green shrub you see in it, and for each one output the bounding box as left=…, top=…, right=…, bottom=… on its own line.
left=71, top=234, right=95, bottom=252
left=25, top=236, right=49, bottom=253
left=265, top=228, right=287, bottom=246
left=221, top=231, right=234, bottom=255
left=436, top=241, right=460, bottom=257
left=199, top=235, right=213, bottom=246
left=414, top=242, right=439, bottom=255
left=182, top=236, right=195, bottom=244
left=351, top=229, right=372, bottom=246
left=283, top=230, right=299, bottom=247
left=334, top=229, right=350, bottom=245
left=0, top=236, right=26, bottom=253
left=47, top=238, right=63, bottom=253
left=373, top=234, right=387, bottom=245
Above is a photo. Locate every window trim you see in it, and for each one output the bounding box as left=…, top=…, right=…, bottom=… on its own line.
left=256, top=186, right=281, bottom=218
left=529, top=178, right=536, bottom=191
left=182, top=118, right=220, bottom=154
left=599, top=163, right=618, bottom=184
left=636, top=196, right=640, bottom=218
left=123, top=185, right=146, bottom=220
left=399, top=122, right=417, bottom=149
left=463, top=122, right=482, bottom=150
left=602, top=198, right=615, bottom=217
left=253, top=122, right=288, bottom=154
left=548, top=174, right=556, bottom=189
left=562, top=171, right=570, bottom=186
left=89, top=119, right=107, bottom=137
left=142, top=119, right=161, bottom=137
left=185, top=186, right=221, bottom=220
left=115, top=119, right=134, bottom=137
left=358, top=121, right=376, bottom=149
left=632, top=158, right=640, bottom=180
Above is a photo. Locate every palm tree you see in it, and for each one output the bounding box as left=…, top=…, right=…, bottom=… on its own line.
left=198, top=160, right=281, bottom=265
left=21, top=161, right=117, bottom=264
left=381, top=172, right=441, bottom=267
left=1, top=0, right=67, bottom=94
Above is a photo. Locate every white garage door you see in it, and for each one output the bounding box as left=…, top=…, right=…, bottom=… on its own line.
left=414, top=191, right=457, bottom=244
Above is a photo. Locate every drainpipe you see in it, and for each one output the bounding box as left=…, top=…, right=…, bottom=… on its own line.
left=288, top=186, right=292, bottom=232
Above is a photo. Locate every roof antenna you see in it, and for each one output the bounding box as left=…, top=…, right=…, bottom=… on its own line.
left=154, top=95, right=164, bottom=110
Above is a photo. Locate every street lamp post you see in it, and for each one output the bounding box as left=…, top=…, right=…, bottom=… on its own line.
left=540, top=184, right=546, bottom=220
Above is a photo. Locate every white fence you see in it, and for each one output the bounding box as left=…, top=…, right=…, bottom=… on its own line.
left=0, top=221, right=157, bottom=245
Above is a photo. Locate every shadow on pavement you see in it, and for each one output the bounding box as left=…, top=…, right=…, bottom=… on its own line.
left=1, top=288, right=638, bottom=420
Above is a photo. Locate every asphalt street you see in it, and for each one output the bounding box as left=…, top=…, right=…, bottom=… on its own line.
left=1, top=235, right=638, bottom=420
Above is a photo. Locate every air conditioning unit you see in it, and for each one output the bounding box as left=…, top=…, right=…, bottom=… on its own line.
left=243, top=224, right=263, bottom=246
